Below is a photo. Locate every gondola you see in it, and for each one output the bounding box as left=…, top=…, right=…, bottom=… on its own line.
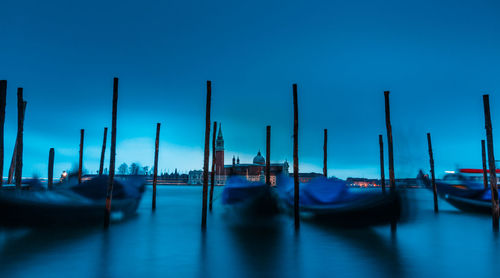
left=221, top=176, right=279, bottom=221
left=0, top=175, right=145, bottom=227
left=277, top=177, right=401, bottom=227
left=418, top=169, right=493, bottom=214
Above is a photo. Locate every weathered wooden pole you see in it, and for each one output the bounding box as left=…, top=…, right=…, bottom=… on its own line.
left=104, top=77, right=119, bottom=228
left=384, top=91, right=396, bottom=192
left=427, top=133, right=438, bottom=213
left=482, top=140, right=488, bottom=190
left=0, top=80, right=6, bottom=187
left=78, top=129, right=84, bottom=184
left=379, top=134, right=386, bottom=193
left=323, top=129, right=327, bottom=177
left=48, top=148, right=54, bottom=189
left=15, top=88, right=24, bottom=189
left=152, top=123, right=160, bottom=211
left=293, top=83, right=300, bottom=230
left=8, top=101, right=26, bottom=184
left=201, top=80, right=211, bottom=229
left=7, top=145, right=15, bottom=184
left=384, top=90, right=397, bottom=232
left=99, top=127, right=108, bottom=176
left=266, top=125, right=271, bottom=185
left=209, top=121, right=217, bottom=211
left=483, top=94, right=499, bottom=230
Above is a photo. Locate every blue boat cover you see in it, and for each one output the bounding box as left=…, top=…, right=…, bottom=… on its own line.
left=480, top=190, right=492, bottom=201
left=277, top=176, right=352, bottom=206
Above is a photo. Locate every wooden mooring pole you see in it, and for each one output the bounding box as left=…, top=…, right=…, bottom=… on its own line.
left=323, top=129, right=327, bottom=177
left=8, top=101, right=26, bottom=184
left=152, top=123, right=160, bottom=211
left=482, top=140, right=488, bottom=190
left=0, top=80, right=6, bottom=187
left=379, top=134, right=386, bottom=193
left=266, top=125, right=271, bottom=185
left=48, top=148, right=54, bottom=189
left=293, top=83, right=300, bottom=230
left=384, top=91, right=396, bottom=231
left=78, top=129, right=84, bottom=184
left=483, top=94, right=499, bottom=230
left=209, top=121, right=217, bottom=211
left=104, top=77, right=119, bottom=228
left=427, top=133, right=438, bottom=213
left=384, top=91, right=396, bottom=192
left=99, top=127, right=108, bottom=176
left=201, top=80, right=211, bottom=229
left=15, top=88, right=24, bottom=189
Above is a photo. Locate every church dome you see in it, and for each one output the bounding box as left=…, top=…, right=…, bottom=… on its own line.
left=253, top=151, right=265, bottom=165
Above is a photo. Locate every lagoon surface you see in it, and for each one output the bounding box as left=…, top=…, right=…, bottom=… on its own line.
left=0, top=186, right=499, bottom=278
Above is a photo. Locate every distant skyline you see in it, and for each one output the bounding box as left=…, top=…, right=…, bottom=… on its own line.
left=1, top=0, right=500, bottom=179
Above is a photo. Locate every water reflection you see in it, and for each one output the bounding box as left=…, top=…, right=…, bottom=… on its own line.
left=224, top=223, right=286, bottom=278
left=95, top=230, right=112, bottom=278
left=1, top=187, right=499, bottom=278
left=322, top=226, right=404, bottom=278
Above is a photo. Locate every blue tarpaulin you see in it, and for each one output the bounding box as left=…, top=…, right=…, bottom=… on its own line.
left=277, top=176, right=353, bottom=206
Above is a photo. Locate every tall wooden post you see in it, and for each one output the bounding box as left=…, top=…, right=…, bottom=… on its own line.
left=99, top=127, right=108, bottom=176
left=78, top=129, right=84, bottom=184
left=384, top=91, right=397, bottom=231
left=152, top=123, right=160, bottom=211
left=427, top=133, right=438, bottom=213
left=15, top=88, right=24, bottom=189
left=48, top=148, right=54, bottom=189
left=384, top=91, right=396, bottom=192
left=104, top=77, right=119, bottom=228
left=0, top=80, right=6, bottom=187
left=482, top=140, right=488, bottom=190
left=293, top=84, right=300, bottom=230
left=266, top=125, right=271, bottom=185
left=8, top=101, right=26, bottom=184
left=201, top=81, right=211, bottom=229
left=379, top=134, right=386, bottom=193
left=209, top=121, right=217, bottom=211
left=323, top=129, right=327, bottom=177
left=483, top=94, right=499, bottom=230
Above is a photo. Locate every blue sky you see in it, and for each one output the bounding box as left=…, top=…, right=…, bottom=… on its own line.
left=1, top=0, right=500, bottom=179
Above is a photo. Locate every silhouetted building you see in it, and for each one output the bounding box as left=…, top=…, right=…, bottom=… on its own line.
left=289, top=172, right=324, bottom=183
left=215, top=126, right=224, bottom=175
left=188, top=170, right=203, bottom=185
left=188, top=127, right=289, bottom=185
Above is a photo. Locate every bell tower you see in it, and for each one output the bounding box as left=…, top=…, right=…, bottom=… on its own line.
left=215, top=124, right=224, bottom=175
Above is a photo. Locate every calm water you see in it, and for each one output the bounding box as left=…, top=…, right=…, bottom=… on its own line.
left=0, top=186, right=499, bottom=278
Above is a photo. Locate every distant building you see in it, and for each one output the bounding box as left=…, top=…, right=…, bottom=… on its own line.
left=188, top=126, right=289, bottom=185
left=188, top=170, right=203, bottom=185
left=346, top=177, right=381, bottom=187
left=289, top=172, right=324, bottom=183
left=158, top=169, right=188, bottom=184
left=346, top=177, right=418, bottom=188
left=224, top=151, right=289, bottom=186
left=215, top=126, right=224, bottom=175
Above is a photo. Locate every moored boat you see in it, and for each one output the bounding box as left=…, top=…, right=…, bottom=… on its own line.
left=418, top=169, right=493, bottom=214
left=0, top=175, right=145, bottom=227
left=221, top=176, right=279, bottom=222
left=277, top=177, right=401, bottom=227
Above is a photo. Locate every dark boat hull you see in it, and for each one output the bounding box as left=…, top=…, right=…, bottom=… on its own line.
left=222, top=185, right=279, bottom=220
left=281, top=191, right=401, bottom=227
left=441, top=194, right=491, bottom=214
left=0, top=177, right=144, bottom=227
left=434, top=182, right=491, bottom=214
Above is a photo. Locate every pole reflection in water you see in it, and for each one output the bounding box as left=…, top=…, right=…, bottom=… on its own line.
left=0, top=186, right=499, bottom=278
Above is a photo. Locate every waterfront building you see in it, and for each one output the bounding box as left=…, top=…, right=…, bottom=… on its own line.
left=188, top=126, right=289, bottom=185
